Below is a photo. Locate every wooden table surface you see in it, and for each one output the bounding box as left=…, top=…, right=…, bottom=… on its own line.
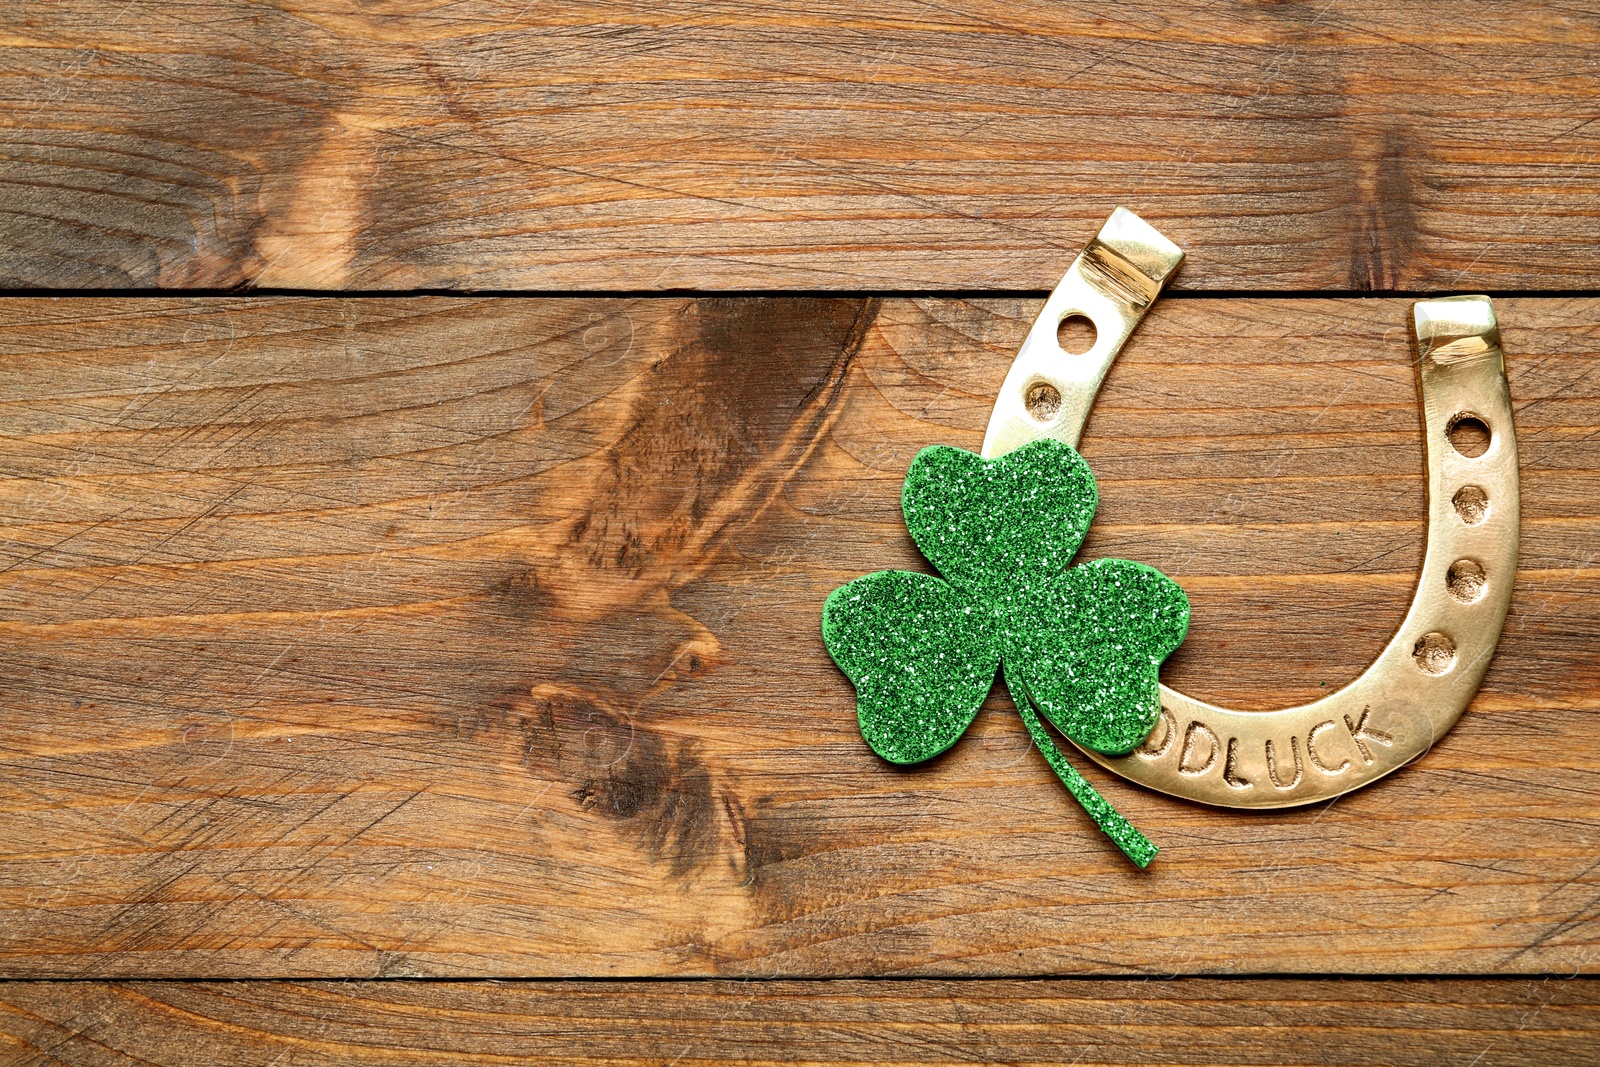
left=2, top=3, right=1598, bottom=1064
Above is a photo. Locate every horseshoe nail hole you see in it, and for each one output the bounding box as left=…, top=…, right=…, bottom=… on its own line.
left=1412, top=631, right=1457, bottom=675
left=1025, top=380, right=1062, bottom=422
left=1447, top=558, right=1487, bottom=603
left=1447, top=414, right=1492, bottom=458
left=1057, top=314, right=1097, bottom=356
left=1452, top=485, right=1489, bottom=525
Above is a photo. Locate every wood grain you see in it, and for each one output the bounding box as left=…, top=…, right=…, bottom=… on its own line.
left=2, top=978, right=1597, bottom=1066
left=2, top=3, right=1598, bottom=291
left=0, top=295, right=1597, bottom=978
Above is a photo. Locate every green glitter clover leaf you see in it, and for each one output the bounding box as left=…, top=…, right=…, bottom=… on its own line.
left=822, top=438, right=1190, bottom=868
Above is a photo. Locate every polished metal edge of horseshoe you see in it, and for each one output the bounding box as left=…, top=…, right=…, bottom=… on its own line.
left=983, top=209, right=1521, bottom=810
left=981, top=207, right=1183, bottom=460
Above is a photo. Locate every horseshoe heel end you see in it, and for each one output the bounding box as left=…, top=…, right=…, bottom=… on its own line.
left=981, top=208, right=1183, bottom=459
left=1414, top=295, right=1503, bottom=373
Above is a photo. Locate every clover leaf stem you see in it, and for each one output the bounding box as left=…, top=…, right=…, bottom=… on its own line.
left=1003, top=665, right=1159, bottom=869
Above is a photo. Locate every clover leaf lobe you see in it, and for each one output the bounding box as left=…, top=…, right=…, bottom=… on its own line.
left=1012, top=557, right=1190, bottom=755
left=822, top=570, right=999, bottom=764
left=901, top=439, right=1098, bottom=612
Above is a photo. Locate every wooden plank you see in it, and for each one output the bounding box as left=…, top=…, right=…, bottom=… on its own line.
left=2, top=3, right=1598, bottom=292
left=0, top=295, right=1596, bottom=978
left=0, top=978, right=1596, bottom=1066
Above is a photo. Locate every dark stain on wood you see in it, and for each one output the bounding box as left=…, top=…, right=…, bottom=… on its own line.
left=456, top=298, right=881, bottom=883
left=1350, top=129, right=1420, bottom=291
left=525, top=685, right=721, bottom=878
left=574, top=297, right=878, bottom=576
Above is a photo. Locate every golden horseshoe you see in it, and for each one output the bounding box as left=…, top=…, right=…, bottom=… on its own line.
left=983, top=209, right=1519, bottom=809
